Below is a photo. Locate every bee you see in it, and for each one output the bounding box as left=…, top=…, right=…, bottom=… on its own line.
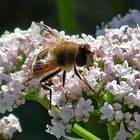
left=27, top=23, right=95, bottom=108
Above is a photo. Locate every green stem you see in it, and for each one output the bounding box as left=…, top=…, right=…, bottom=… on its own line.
left=107, top=123, right=118, bottom=140
left=36, top=96, right=51, bottom=110
left=130, top=131, right=140, bottom=140
left=72, top=123, right=101, bottom=140
left=55, top=0, right=79, bottom=34
left=22, top=92, right=59, bottom=111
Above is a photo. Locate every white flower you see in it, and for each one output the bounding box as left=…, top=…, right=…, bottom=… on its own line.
left=0, top=80, right=25, bottom=114
left=114, top=123, right=132, bottom=140
left=133, top=113, right=140, bottom=129
left=101, top=60, right=115, bottom=84
left=106, top=80, right=133, bottom=101
left=113, top=103, right=122, bottom=111
left=47, top=110, right=66, bottom=138
left=96, top=10, right=140, bottom=36
left=0, top=22, right=43, bottom=114
left=124, top=90, right=140, bottom=108
left=65, top=76, right=83, bottom=100
left=114, top=61, right=132, bottom=79
left=59, top=104, right=74, bottom=123
left=110, top=10, right=140, bottom=28
left=124, top=112, right=132, bottom=123
left=46, top=121, right=65, bottom=139
left=82, top=67, right=101, bottom=93
left=0, top=114, right=22, bottom=139
left=47, top=106, right=74, bottom=138
left=124, top=93, right=135, bottom=108
left=128, top=120, right=136, bottom=133
left=114, top=111, right=124, bottom=123
left=100, top=102, right=114, bottom=121
left=74, top=97, right=94, bottom=122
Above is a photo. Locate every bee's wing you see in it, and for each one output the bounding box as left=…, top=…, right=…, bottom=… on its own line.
left=37, top=23, right=63, bottom=41
left=31, top=60, right=59, bottom=80
left=35, top=48, right=49, bottom=60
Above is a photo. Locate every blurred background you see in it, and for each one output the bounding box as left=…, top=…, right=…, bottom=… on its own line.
left=0, top=0, right=140, bottom=139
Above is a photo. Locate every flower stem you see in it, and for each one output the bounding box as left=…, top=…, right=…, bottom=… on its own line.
left=72, top=123, right=101, bottom=140
left=22, top=92, right=58, bottom=111
left=107, top=123, right=118, bottom=140
left=130, top=131, right=140, bottom=140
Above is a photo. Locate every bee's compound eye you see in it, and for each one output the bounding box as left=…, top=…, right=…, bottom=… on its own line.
left=76, top=47, right=87, bottom=66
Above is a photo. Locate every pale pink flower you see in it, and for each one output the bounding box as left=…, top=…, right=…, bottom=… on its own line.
left=114, top=123, right=132, bottom=140
left=0, top=114, right=21, bottom=139
left=74, top=97, right=94, bottom=122
left=100, top=102, right=114, bottom=121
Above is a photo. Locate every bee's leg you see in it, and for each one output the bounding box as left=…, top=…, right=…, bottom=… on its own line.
left=40, top=82, right=52, bottom=109
left=74, top=66, right=94, bottom=92
left=40, top=68, right=61, bottom=109
left=62, top=70, right=66, bottom=87
left=62, top=70, right=69, bottom=103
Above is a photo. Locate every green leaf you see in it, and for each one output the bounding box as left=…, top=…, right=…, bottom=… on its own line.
left=103, top=90, right=114, bottom=104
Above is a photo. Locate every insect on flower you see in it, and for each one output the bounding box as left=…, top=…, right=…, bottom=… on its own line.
left=27, top=23, right=95, bottom=108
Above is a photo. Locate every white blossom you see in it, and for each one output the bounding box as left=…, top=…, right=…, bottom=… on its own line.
left=114, top=123, right=132, bottom=140
left=0, top=114, right=21, bottom=139
left=124, top=112, right=132, bottom=123
left=114, top=111, right=124, bottom=123
left=100, top=102, right=114, bottom=121
left=108, top=9, right=140, bottom=28
left=46, top=121, right=65, bottom=139
left=59, top=105, right=74, bottom=123
left=74, top=97, right=94, bottom=122
left=106, top=80, right=133, bottom=101
left=133, top=113, right=140, bottom=129
left=113, top=103, right=122, bottom=111
left=96, top=9, right=140, bottom=36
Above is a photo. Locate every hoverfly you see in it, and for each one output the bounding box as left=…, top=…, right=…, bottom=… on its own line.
left=27, top=23, right=95, bottom=108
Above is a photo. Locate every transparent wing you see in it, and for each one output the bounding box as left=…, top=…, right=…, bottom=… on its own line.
left=37, top=22, right=63, bottom=42
left=31, top=60, right=59, bottom=79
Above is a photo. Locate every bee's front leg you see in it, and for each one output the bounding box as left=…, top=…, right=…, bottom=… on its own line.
left=62, top=70, right=70, bottom=104
left=74, top=66, right=94, bottom=92
left=62, top=70, right=66, bottom=87
left=40, top=68, right=61, bottom=109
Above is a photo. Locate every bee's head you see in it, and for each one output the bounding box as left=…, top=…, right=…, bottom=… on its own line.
left=76, top=43, right=95, bottom=67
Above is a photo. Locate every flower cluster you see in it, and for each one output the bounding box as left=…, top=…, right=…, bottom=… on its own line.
left=96, top=9, right=140, bottom=36
left=46, top=14, right=140, bottom=138
left=1, top=10, right=140, bottom=140
left=0, top=114, right=21, bottom=139
left=93, top=24, right=140, bottom=139
left=46, top=22, right=140, bottom=139
left=108, top=9, right=140, bottom=28
left=46, top=97, right=93, bottom=139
